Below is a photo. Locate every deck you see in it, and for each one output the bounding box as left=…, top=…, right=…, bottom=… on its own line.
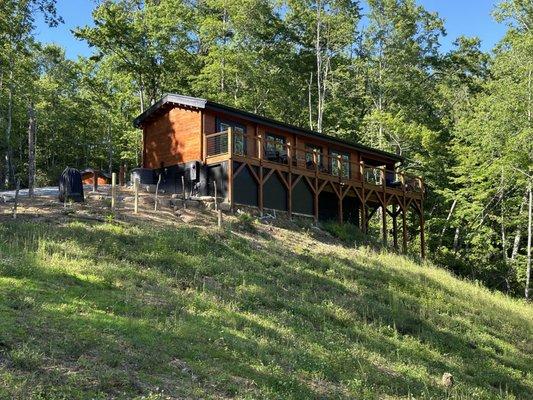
left=203, top=128, right=425, bottom=256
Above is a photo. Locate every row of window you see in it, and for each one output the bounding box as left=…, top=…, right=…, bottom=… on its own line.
left=217, top=119, right=351, bottom=178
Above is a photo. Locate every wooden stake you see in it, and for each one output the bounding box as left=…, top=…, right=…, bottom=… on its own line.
left=154, top=173, right=161, bottom=211
left=134, top=177, right=139, bottom=214
left=111, top=172, right=117, bottom=210
left=93, top=169, right=98, bottom=192
left=217, top=209, right=223, bottom=228
left=214, top=181, right=218, bottom=211
left=12, top=179, right=20, bottom=219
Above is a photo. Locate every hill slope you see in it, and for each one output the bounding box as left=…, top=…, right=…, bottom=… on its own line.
left=0, top=205, right=532, bottom=399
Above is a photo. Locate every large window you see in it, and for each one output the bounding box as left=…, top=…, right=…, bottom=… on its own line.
left=265, top=133, right=287, bottom=163
left=305, top=144, right=323, bottom=169
left=218, top=120, right=247, bottom=155
left=330, top=150, right=350, bottom=178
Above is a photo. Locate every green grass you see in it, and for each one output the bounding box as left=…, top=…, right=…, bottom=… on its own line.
left=0, top=215, right=532, bottom=399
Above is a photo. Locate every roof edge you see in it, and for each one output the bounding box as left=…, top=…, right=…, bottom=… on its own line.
left=133, top=94, right=207, bottom=128
left=134, top=93, right=403, bottom=162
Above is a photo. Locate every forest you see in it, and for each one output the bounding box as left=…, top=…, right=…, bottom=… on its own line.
left=1, top=0, right=532, bottom=298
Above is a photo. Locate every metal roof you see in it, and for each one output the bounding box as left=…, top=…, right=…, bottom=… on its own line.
left=134, top=93, right=403, bottom=162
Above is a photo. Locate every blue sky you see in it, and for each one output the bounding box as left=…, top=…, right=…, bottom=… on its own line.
left=34, top=0, right=507, bottom=60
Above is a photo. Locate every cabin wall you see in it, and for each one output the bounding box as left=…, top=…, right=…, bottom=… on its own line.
left=143, top=107, right=202, bottom=169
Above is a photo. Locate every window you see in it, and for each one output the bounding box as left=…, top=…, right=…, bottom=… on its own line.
left=330, top=150, right=350, bottom=178
left=265, top=133, right=287, bottom=163
left=218, top=120, right=246, bottom=155
left=305, top=144, right=323, bottom=169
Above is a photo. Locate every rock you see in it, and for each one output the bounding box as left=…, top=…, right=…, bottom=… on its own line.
left=180, top=213, right=196, bottom=223
left=170, top=198, right=184, bottom=208
left=185, top=199, right=201, bottom=209
left=160, top=198, right=173, bottom=208
left=122, top=196, right=135, bottom=202
left=171, top=193, right=180, bottom=199
left=142, top=184, right=157, bottom=193
left=194, top=195, right=215, bottom=202
left=140, top=196, right=154, bottom=204
left=219, top=202, right=231, bottom=212
left=442, top=372, right=454, bottom=388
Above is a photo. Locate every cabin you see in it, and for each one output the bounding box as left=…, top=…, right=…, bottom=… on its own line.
left=134, top=94, right=425, bottom=256
left=81, top=169, right=111, bottom=186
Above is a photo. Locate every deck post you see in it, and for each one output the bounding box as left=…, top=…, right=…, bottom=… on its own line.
left=400, top=171, right=407, bottom=253
left=380, top=167, right=387, bottom=246
left=419, top=176, right=426, bottom=259
left=314, top=150, right=319, bottom=223
left=360, top=161, right=366, bottom=234
left=202, top=129, right=207, bottom=163
left=392, top=206, right=399, bottom=251
left=258, top=134, right=263, bottom=215
left=402, top=205, right=408, bottom=254
left=227, top=127, right=234, bottom=210
left=287, top=142, right=292, bottom=219
left=382, top=203, right=387, bottom=247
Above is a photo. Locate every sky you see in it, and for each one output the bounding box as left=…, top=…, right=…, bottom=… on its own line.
left=34, top=0, right=508, bottom=60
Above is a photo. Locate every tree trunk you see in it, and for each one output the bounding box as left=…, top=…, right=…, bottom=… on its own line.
left=438, top=198, right=457, bottom=248
left=453, top=225, right=460, bottom=254
left=28, top=103, right=36, bottom=197
left=5, top=64, right=14, bottom=188
left=511, top=190, right=527, bottom=260
left=315, top=0, right=323, bottom=132
left=526, top=181, right=532, bottom=300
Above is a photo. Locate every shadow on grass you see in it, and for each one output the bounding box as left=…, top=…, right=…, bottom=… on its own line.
left=0, top=219, right=531, bottom=399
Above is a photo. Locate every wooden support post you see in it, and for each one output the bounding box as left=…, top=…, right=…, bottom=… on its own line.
left=287, top=142, right=292, bottom=219
left=360, top=161, right=366, bottom=234
left=214, top=181, right=218, bottom=211
left=402, top=206, right=408, bottom=254
left=12, top=180, right=20, bottom=219
left=202, top=128, right=208, bottom=163
left=111, top=172, right=117, bottom=210
left=181, top=176, right=185, bottom=200
left=93, top=169, right=98, bottom=192
left=227, top=127, right=234, bottom=210
left=134, top=178, right=139, bottom=214
left=217, top=209, right=223, bottom=228
left=382, top=203, right=387, bottom=246
left=339, top=190, right=343, bottom=224
left=258, top=134, right=264, bottom=216
left=154, top=173, right=161, bottom=211
left=314, top=150, right=319, bottom=223
left=392, top=206, right=398, bottom=251
left=420, top=201, right=426, bottom=259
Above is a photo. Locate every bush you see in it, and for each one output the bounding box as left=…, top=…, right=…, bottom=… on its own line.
left=321, top=221, right=373, bottom=246
left=234, top=212, right=256, bottom=233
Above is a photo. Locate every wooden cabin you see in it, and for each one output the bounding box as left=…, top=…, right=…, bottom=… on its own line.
left=81, top=169, right=111, bottom=186
left=134, top=94, right=425, bottom=256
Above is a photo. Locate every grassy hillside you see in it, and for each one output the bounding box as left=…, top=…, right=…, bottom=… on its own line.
left=0, top=208, right=532, bottom=399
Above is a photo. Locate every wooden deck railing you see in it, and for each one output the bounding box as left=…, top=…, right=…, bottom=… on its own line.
left=204, top=128, right=424, bottom=194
